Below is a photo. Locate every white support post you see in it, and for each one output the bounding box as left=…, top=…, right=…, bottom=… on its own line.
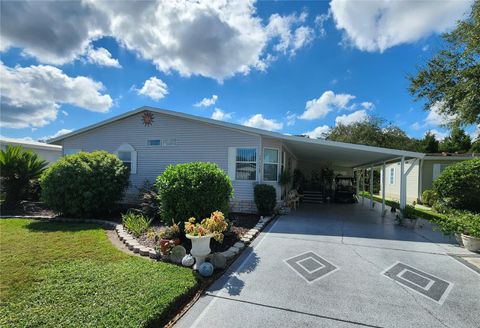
left=370, top=165, right=374, bottom=208
left=356, top=169, right=360, bottom=196
left=362, top=169, right=365, bottom=206
left=400, top=156, right=406, bottom=210
left=382, top=162, right=386, bottom=216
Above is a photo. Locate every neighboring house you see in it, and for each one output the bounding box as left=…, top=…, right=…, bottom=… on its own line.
left=380, top=153, right=478, bottom=203
left=0, top=137, right=62, bottom=164
left=49, top=106, right=423, bottom=212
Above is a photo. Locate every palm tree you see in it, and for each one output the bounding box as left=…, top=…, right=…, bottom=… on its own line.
left=0, top=145, right=48, bottom=209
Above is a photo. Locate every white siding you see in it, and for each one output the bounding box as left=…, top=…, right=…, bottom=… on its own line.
left=380, top=161, right=419, bottom=203
left=61, top=111, right=261, bottom=202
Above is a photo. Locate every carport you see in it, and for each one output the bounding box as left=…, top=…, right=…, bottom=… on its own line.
left=278, top=135, right=425, bottom=212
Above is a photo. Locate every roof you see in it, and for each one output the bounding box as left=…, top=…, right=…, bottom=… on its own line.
left=1, top=136, right=62, bottom=151
left=48, top=106, right=425, bottom=168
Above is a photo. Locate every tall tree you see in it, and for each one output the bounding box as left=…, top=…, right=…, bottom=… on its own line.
left=439, top=126, right=472, bottom=153
left=409, top=1, right=480, bottom=126
left=420, top=131, right=440, bottom=153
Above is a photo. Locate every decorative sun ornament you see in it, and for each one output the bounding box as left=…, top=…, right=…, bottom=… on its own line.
left=142, top=111, right=154, bottom=126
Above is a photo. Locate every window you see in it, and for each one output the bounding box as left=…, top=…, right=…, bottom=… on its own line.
left=147, top=139, right=177, bottom=147
left=235, top=148, right=256, bottom=180
left=64, top=149, right=81, bottom=155
left=389, top=167, right=395, bottom=185
left=263, top=148, right=279, bottom=181
left=116, top=143, right=137, bottom=174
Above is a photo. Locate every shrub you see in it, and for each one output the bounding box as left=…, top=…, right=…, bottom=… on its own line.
left=122, top=210, right=152, bottom=237
left=254, top=184, right=276, bottom=215
left=137, top=180, right=160, bottom=220
left=433, top=158, right=480, bottom=212
left=433, top=210, right=480, bottom=238
left=400, top=204, right=417, bottom=219
left=40, top=151, right=130, bottom=217
left=155, top=162, right=233, bottom=225
left=421, top=189, right=438, bottom=207
left=0, top=145, right=48, bottom=208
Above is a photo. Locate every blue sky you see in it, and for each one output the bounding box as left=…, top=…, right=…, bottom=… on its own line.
left=0, top=0, right=477, bottom=142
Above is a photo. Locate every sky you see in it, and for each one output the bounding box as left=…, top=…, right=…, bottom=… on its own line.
left=0, top=0, right=478, bottom=142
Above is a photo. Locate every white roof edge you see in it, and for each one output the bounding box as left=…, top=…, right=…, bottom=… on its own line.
left=1, top=137, right=62, bottom=150
left=48, top=105, right=425, bottom=158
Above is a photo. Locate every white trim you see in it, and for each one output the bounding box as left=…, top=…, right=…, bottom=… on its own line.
left=48, top=106, right=425, bottom=160
left=263, top=147, right=280, bottom=182
left=1, top=136, right=62, bottom=151
left=231, top=147, right=258, bottom=181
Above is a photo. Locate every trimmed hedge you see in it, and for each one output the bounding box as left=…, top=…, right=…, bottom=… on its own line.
left=40, top=151, right=130, bottom=217
left=254, top=184, right=276, bottom=215
left=155, top=162, right=233, bottom=225
left=433, top=158, right=480, bottom=212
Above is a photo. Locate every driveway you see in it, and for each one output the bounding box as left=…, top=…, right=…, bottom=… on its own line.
left=176, top=203, right=480, bottom=328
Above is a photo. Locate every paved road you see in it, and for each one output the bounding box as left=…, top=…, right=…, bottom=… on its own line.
left=176, top=203, right=480, bottom=328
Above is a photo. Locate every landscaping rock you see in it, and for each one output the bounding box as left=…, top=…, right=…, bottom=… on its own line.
left=221, top=250, right=236, bottom=259
left=241, top=237, right=251, bottom=244
left=228, top=246, right=240, bottom=255
left=170, top=245, right=187, bottom=264
left=139, top=247, right=150, bottom=256
left=148, top=250, right=159, bottom=259
left=198, top=262, right=214, bottom=277
left=133, top=245, right=142, bottom=253
left=127, top=242, right=139, bottom=251
left=182, top=254, right=195, bottom=267
left=249, top=228, right=259, bottom=234
left=209, top=253, right=227, bottom=269
left=233, top=242, right=245, bottom=250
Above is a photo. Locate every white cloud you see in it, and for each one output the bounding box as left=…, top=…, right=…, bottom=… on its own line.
left=330, top=0, right=473, bottom=52
left=136, top=76, right=168, bottom=101
left=86, top=46, right=121, bottom=68
left=411, top=122, right=422, bottom=131
left=61, top=110, right=68, bottom=116
left=0, top=61, right=112, bottom=129
left=266, top=11, right=314, bottom=56
left=429, top=129, right=448, bottom=141
left=315, top=12, right=331, bottom=37
left=194, top=95, right=218, bottom=107
left=299, top=90, right=355, bottom=120
left=335, top=109, right=369, bottom=126
left=211, top=108, right=233, bottom=121
left=39, top=128, right=73, bottom=142
left=286, top=111, right=296, bottom=126
left=1, top=1, right=315, bottom=81
left=425, top=102, right=456, bottom=126
left=243, top=114, right=283, bottom=131
left=303, top=125, right=330, bottom=139
left=360, top=101, right=374, bottom=110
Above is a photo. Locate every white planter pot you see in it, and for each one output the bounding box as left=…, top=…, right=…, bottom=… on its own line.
left=186, top=234, right=213, bottom=269
left=455, top=233, right=464, bottom=247
left=461, top=234, right=480, bottom=253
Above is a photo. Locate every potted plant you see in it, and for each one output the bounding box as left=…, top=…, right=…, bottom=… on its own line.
left=158, top=222, right=181, bottom=255
left=459, top=211, right=480, bottom=252
left=185, top=211, right=228, bottom=269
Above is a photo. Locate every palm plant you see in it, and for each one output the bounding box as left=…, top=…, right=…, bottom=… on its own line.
left=0, top=145, right=48, bottom=209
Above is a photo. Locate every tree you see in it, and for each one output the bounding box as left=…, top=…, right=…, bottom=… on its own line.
left=471, top=139, right=480, bottom=153
left=439, top=126, right=472, bottom=153
left=325, top=117, right=417, bottom=151
left=409, top=1, right=480, bottom=126
left=420, top=131, right=439, bottom=153
left=0, top=145, right=48, bottom=209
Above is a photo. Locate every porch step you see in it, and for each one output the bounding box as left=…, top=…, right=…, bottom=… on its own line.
left=303, top=190, right=324, bottom=204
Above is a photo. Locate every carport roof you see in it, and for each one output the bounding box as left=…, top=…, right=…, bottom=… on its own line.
left=49, top=106, right=424, bottom=168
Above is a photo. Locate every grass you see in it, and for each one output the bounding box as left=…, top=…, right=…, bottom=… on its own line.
left=0, top=219, right=198, bottom=327
left=359, top=191, right=446, bottom=221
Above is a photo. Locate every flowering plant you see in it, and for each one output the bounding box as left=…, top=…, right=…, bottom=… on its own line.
left=184, top=211, right=229, bottom=242
left=159, top=222, right=181, bottom=239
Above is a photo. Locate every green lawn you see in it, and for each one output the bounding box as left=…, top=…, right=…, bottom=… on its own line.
left=358, top=191, right=446, bottom=221
left=0, top=219, right=198, bottom=327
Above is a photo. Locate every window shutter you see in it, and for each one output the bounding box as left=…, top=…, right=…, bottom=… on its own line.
left=131, top=150, right=137, bottom=174
left=432, top=164, right=441, bottom=180
left=228, top=147, right=236, bottom=181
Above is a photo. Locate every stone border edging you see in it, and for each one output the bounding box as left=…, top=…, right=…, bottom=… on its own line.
left=0, top=214, right=275, bottom=262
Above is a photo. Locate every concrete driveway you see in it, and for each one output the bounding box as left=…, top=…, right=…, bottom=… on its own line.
left=176, top=203, right=480, bottom=328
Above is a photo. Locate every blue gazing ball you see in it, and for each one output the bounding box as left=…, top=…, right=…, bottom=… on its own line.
left=198, top=262, right=214, bottom=277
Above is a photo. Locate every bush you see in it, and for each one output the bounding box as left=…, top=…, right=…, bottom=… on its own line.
left=421, top=189, right=438, bottom=207
left=40, top=151, right=130, bottom=217
left=433, top=210, right=480, bottom=238
left=254, top=184, right=276, bottom=215
left=400, top=204, right=417, bottom=219
left=0, top=145, right=47, bottom=208
left=433, top=158, right=480, bottom=212
left=122, top=210, right=152, bottom=237
left=137, top=180, right=160, bottom=220
left=155, top=162, right=233, bottom=225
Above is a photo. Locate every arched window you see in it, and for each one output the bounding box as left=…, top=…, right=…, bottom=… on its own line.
left=116, top=143, right=137, bottom=174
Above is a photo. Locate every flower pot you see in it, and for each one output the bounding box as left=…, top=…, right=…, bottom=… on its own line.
left=454, top=233, right=464, bottom=247
left=461, top=234, right=480, bottom=253
left=186, top=234, right=213, bottom=269
left=159, top=238, right=181, bottom=255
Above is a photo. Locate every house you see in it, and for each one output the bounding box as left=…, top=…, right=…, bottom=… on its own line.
left=0, top=137, right=62, bottom=164
left=49, top=106, right=424, bottom=212
left=380, top=153, right=478, bottom=204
